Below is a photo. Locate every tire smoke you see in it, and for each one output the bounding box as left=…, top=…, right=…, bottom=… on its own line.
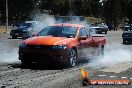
left=89, top=43, right=132, bottom=68
left=0, top=42, right=20, bottom=64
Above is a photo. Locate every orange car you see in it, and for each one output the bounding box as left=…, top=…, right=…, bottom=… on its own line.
left=19, top=23, right=106, bottom=67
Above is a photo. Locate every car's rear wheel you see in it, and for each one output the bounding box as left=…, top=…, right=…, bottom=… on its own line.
left=68, top=49, right=77, bottom=67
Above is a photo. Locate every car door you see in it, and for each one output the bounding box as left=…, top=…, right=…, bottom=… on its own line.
left=78, top=27, right=93, bottom=59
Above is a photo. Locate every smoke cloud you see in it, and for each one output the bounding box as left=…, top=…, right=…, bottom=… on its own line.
left=30, top=11, right=91, bottom=33
left=89, top=43, right=132, bottom=68
left=0, top=41, right=20, bottom=64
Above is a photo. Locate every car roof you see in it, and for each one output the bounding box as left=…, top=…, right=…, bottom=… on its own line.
left=50, top=23, right=85, bottom=28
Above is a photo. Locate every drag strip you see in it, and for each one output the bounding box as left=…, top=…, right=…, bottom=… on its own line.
left=0, top=31, right=132, bottom=88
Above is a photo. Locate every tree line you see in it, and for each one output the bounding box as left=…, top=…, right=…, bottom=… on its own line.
left=0, top=0, right=132, bottom=30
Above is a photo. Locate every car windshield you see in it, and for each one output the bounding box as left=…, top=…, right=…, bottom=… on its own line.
left=38, top=26, right=77, bottom=38
left=20, top=23, right=33, bottom=28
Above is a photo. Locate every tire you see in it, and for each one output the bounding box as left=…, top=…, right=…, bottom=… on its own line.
left=105, top=31, right=107, bottom=34
left=123, top=39, right=127, bottom=44
left=68, top=49, right=77, bottom=67
left=12, top=36, right=17, bottom=39
left=21, top=60, right=31, bottom=65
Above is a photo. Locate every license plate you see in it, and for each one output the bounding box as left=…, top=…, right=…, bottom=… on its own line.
left=16, top=33, right=19, bottom=36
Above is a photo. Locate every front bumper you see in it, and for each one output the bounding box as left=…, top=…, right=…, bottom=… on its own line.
left=18, top=47, right=70, bottom=63
left=122, top=37, right=132, bottom=42
left=10, top=32, right=30, bottom=37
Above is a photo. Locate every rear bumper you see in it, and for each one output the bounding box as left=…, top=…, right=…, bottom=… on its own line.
left=18, top=48, right=70, bottom=63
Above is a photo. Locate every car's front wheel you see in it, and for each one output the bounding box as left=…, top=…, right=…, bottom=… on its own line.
left=21, top=60, right=31, bottom=65
left=68, top=49, right=77, bottom=67
left=12, top=36, right=17, bottom=39
left=123, top=39, right=127, bottom=44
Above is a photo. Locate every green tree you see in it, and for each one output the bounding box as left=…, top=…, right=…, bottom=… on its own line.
left=102, top=0, right=125, bottom=31
left=127, top=0, right=132, bottom=22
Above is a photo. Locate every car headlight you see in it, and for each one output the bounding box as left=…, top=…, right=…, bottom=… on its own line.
left=19, top=43, right=27, bottom=48
left=51, top=45, right=67, bottom=51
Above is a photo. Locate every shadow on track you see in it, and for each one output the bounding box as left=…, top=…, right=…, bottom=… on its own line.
left=10, top=58, right=90, bottom=70
left=11, top=62, right=66, bottom=70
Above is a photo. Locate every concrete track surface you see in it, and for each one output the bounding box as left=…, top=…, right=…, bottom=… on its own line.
left=0, top=31, right=132, bottom=88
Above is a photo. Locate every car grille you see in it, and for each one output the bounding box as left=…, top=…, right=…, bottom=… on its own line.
left=123, top=33, right=132, bottom=37
left=31, top=54, right=50, bottom=58
left=23, top=53, right=52, bottom=61
left=11, top=30, right=27, bottom=33
left=26, top=45, right=52, bottom=49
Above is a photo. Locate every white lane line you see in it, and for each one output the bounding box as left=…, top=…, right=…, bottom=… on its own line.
left=4, top=54, right=12, bottom=56
left=109, top=76, right=116, bottom=78
left=121, top=77, right=128, bottom=79
left=130, top=78, right=132, bottom=80
left=100, top=62, right=132, bottom=73
left=4, top=54, right=16, bottom=56
left=98, top=75, right=106, bottom=77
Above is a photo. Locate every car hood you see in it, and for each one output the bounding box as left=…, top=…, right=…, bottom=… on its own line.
left=24, top=36, right=74, bottom=45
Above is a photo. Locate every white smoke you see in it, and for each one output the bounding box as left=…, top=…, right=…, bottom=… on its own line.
left=89, top=43, right=132, bottom=68
left=33, top=13, right=56, bottom=28
left=0, top=51, right=19, bottom=64
left=30, top=13, right=56, bottom=34
left=0, top=42, right=20, bottom=64
left=30, top=10, right=90, bottom=30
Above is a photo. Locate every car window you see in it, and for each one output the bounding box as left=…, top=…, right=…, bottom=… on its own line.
left=78, top=28, right=87, bottom=37
left=85, top=27, right=91, bottom=37
left=38, top=26, right=77, bottom=38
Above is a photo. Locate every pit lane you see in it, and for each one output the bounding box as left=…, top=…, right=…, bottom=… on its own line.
left=0, top=31, right=132, bottom=88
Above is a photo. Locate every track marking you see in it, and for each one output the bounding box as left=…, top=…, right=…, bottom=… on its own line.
left=97, top=74, right=132, bottom=80
left=98, top=75, right=106, bottom=77
left=121, top=77, right=128, bottom=79
left=109, top=76, right=116, bottom=78
left=4, top=54, right=13, bottom=56
left=100, top=62, right=132, bottom=73
left=4, top=53, right=17, bottom=56
left=130, top=78, right=132, bottom=80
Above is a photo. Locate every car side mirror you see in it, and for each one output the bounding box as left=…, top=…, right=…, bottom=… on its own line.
left=78, top=36, right=87, bottom=41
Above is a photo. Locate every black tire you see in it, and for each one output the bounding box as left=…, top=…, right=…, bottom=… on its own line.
left=21, top=60, right=31, bottom=65
left=12, top=36, right=17, bottom=39
left=123, top=39, right=127, bottom=44
left=68, top=49, right=77, bottom=67
left=105, top=31, right=107, bottom=34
